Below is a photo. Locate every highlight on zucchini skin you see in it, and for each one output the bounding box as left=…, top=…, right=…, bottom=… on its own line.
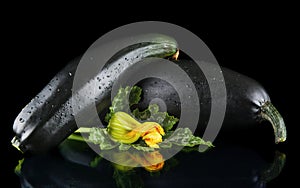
left=11, top=37, right=178, bottom=153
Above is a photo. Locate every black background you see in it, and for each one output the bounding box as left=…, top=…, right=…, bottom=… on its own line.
left=2, top=5, right=297, bottom=187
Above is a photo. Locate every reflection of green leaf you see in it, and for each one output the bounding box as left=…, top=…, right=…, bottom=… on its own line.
left=113, top=169, right=144, bottom=188
left=14, top=158, right=24, bottom=175
left=90, top=156, right=102, bottom=168
left=105, top=86, right=142, bottom=123
left=88, top=128, right=119, bottom=150
left=133, top=104, right=178, bottom=131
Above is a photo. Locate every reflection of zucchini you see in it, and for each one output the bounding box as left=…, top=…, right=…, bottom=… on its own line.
left=17, top=139, right=285, bottom=188
left=12, top=37, right=178, bottom=153
left=136, top=60, right=286, bottom=143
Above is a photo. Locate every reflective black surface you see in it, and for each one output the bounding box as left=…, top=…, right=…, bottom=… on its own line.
left=14, top=140, right=285, bottom=188
left=3, top=8, right=296, bottom=188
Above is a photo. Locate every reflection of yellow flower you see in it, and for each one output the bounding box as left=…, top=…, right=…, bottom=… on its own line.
left=145, top=162, right=164, bottom=172
left=142, top=151, right=165, bottom=172
left=107, top=112, right=165, bottom=148
left=112, top=151, right=165, bottom=172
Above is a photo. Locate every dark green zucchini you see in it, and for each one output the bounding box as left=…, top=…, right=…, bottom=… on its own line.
left=12, top=37, right=178, bottom=153
left=135, top=59, right=286, bottom=144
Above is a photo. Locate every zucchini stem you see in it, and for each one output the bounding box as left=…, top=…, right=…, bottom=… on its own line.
left=261, top=101, right=287, bottom=143
left=11, top=136, right=24, bottom=153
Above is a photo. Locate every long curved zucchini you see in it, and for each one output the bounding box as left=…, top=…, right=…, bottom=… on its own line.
left=135, top=59, right=286, bottom=144
left=12, top=36, right=178, bottom=153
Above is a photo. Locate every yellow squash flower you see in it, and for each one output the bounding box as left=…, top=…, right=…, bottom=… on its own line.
left=140, top=122, right=165, bottom=148
left=107, top=112, right=165, bottom=148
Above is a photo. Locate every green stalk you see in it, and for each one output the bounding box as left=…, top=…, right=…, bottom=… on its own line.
left=67, top=134, right=86, bottom=142
left=261, top=101, right=287, bottom=143
left=68, top=127, right=94, bottom=142
left=75, top=127, right=93, bottom=133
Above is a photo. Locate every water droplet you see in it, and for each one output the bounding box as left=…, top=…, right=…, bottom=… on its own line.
left=57, top=88, right=60, bottom=92
left=51, top=104, right=55, bottom=108
left=186, top=84, right=191, bottom=88
left=68, top=72, right=72, bottom=76
left=188, top=96, right=191, bottom=99
left=212, top=77, right=216, bottom=81
left=19, top=118, right=25, bottom=123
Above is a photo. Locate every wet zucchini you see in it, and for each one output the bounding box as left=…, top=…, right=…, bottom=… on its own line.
left=12, top=36, right=178, bottom=153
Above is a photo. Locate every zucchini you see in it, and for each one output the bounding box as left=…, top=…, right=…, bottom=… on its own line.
left=135, top=59, right=286, bottom=144
left=12, top=36, right=178, bottom=153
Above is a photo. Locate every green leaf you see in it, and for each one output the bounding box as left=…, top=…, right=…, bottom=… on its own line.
left=88, top=127, right=119, bottom=150
left=105, top=86, right=142, bottom=123
left=158, top=141, right=172, bottom=149
left=129, top=86, right=142, bottom=106
left=161, top=113, right=179, bottom=132
left=186, top=135, right=214, bottom=148
left=132, top=145, right=155, bottom=152
left=133, top=104, right=178, bottom=131
left=166, top=128, right=214, bottom=148
left=119, top=143, right=131, bottom=151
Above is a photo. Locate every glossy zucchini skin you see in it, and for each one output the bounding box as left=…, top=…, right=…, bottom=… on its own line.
left=12, top=38, right=178, bottom=153
left=135, top=60, right=286, bottom=143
